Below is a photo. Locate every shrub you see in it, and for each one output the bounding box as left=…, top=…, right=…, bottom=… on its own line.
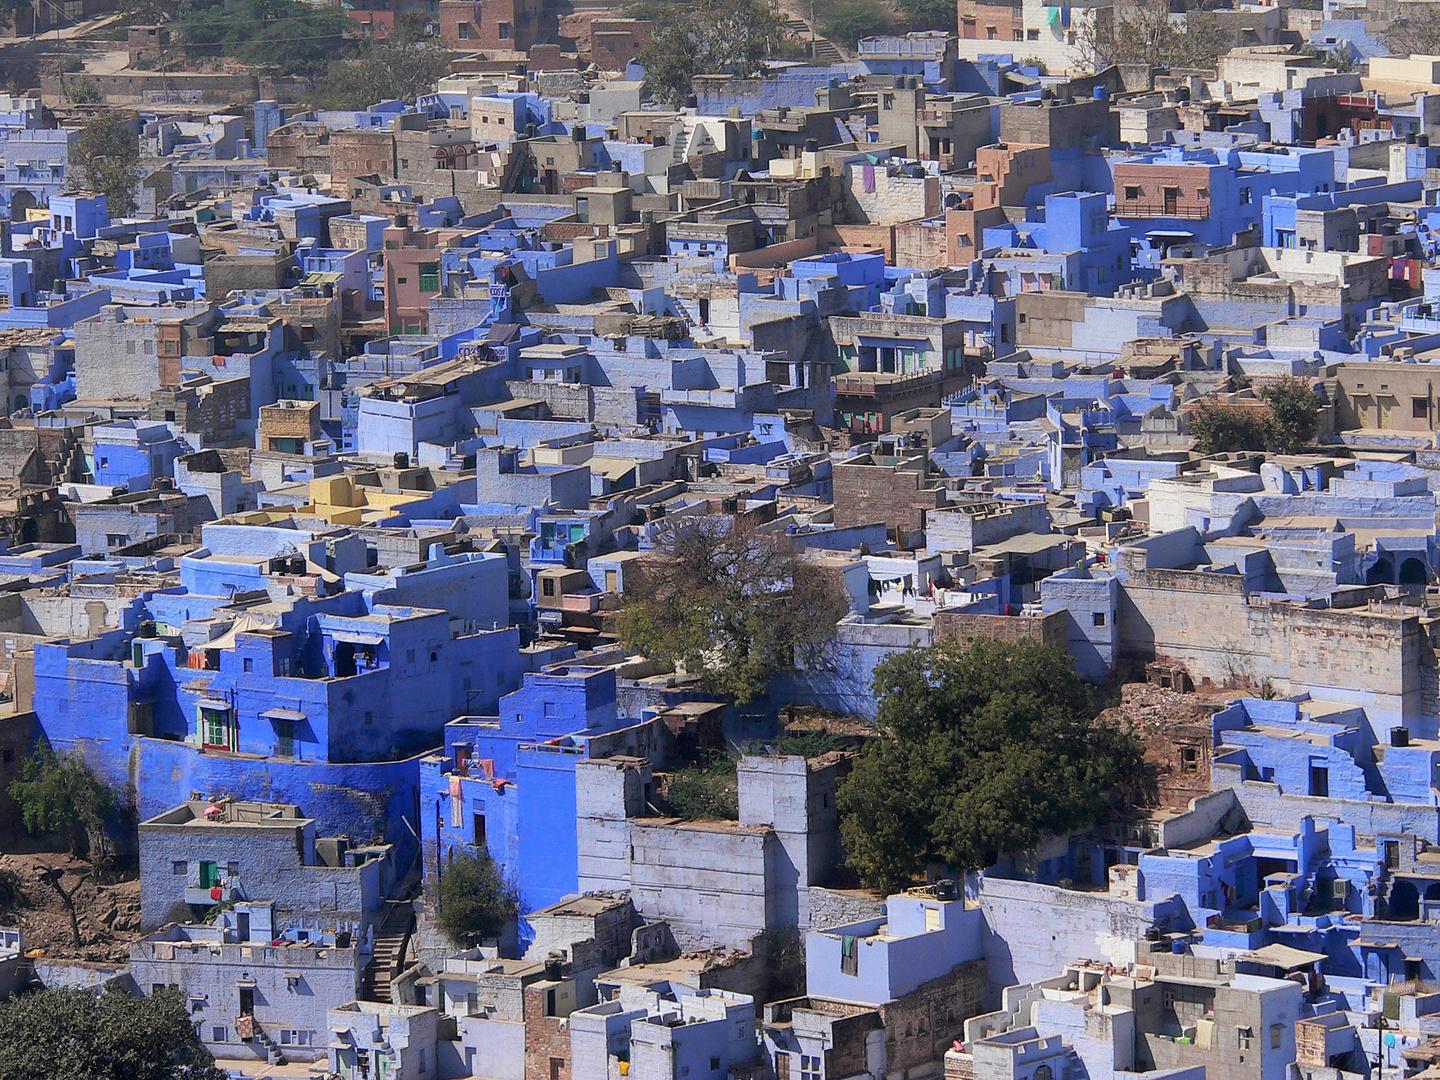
left=435, top=851, right=519, bottom=947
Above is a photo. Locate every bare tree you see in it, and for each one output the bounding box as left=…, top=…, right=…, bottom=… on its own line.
left=1385, top=7, right=1440, bottom=57
left=36, top=866, right=87, bottom=947
left=1076, top=0, right=1233, bottom=72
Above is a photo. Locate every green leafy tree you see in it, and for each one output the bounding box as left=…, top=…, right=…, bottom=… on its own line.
left=1261, top=376, right=1318, bottom=454
left=8, top=745, right=116, bottom=858
left=816, top=0, right=896, bottom=47
left=623, top=0, right=680, bottom=21
left=66, top=79, right=104, bottom=105
left=0, top=985, right=227, bottom=1080
left=315, top=18, right=451, bottom=108
left=838, top=640, right=1151, bottom=894
left=172, top=0, right=354, bottom=78
left=896, top=0, right=954, bottom=32
left=435, top=851, right=520, bottom=947
left=66, top=113, right=140, bottom=215
left=1188, top=402, right=1268, bottom=455
left=637, top=0, right=801, bottom=107
left=663, top=751, right=740, bottom=820
left=118, top=0, right=182, bottom=24
left=617, top=517, right=851, bottom=706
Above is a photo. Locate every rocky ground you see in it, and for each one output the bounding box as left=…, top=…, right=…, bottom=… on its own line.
left=0, top=849, right=143, bottom=962
left=1099, top=681, right=1228, bottom=734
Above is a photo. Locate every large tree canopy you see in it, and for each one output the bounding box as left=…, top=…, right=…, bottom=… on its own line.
left=0, top=986, right=227, bottom=1080
left=171, top=0, right=354, bottom=78
left=1187, top=377, right=1317, bottom=456
left=66, top=114, right=140, bottom=218
left=1077, top=0, right=1234, bottom=72
left=314, top=19, right=452, bottom=109
left=617, top=516, right=851, bottom=706
left=634, top=0, right=801, bottom=108
left=1260, top=376, right=1319, bottom=455
left=8, top=744, right=116, bottom=858
left=838, top=639, right=1150, bottom=894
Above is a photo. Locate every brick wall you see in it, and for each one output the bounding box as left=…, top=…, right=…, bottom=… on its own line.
left=932, top=610, right=1066, bottom=649
left=266, top=126, right=328, bottom=172
left=808, top=887, right=884, bottom=931
left=192, top=378, right=250, bottom=444
left=589, top=19, right=649, bottom=69
left=832, top=459, right=946, bottom=531
left=438, top=0, right=542, bottom=51
left=523, top=988, right=571, bottom=1080
left=260, top=401, right=320, bottom=440
left=894, top=218, right=947, bottom=269
left=1112, top=162, right=1213, bottom=220
left=330, top=130, right=396, bottom=192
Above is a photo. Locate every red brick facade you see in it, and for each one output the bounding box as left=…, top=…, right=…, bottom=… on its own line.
left=1112, top=162, right=1213, bottom=220
left=329, top=129, right=397, bottom=194
left=438, top=0, right=541, bottom=51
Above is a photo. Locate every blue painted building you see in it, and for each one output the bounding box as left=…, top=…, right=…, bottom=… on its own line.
left=419, top=664, right=674, bottom=922
left=1112, top=145, right=1337, bottom=255
left=90, top=420, right=185, bottom=492
left=985, top=191, right=1133, bottom=297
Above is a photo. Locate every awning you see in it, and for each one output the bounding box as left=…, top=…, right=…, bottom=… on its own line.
left=299, top=272, right=341, bottom=286
left=197, top=698, right=231, bottom=712
left=331, top=632, right=384, bottom=646
left=1247, top=943, right=1326, bottom=969
left=261, top=708, right=306, bottom=723
left=857, top=334, right=932, bottom=348
left=203, top=613, right=278, bottom=651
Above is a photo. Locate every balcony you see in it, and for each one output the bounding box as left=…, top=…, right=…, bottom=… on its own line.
left=184, top=882, right=240, bottom=906
left=834, top=370, right=943, bottom=398
left=858, top=36, right=948, bottom=57
left=1115, top=199, right=1210, bottom=221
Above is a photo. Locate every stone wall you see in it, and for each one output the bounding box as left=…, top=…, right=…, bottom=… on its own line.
left=1118, top=568, right=1431, bottom=728
left=879, top=960, right=989, bottom=1073
left=808, top=887, right=884, bottom=931
left=974, top=876, right=1174, bottom=998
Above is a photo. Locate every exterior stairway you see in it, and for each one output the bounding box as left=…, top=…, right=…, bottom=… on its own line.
left=363, top=901, right=414, bottom=1003
left=781, top=16, right=845, bottom=64
left=252, top=1020, right=287, bottom=1066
